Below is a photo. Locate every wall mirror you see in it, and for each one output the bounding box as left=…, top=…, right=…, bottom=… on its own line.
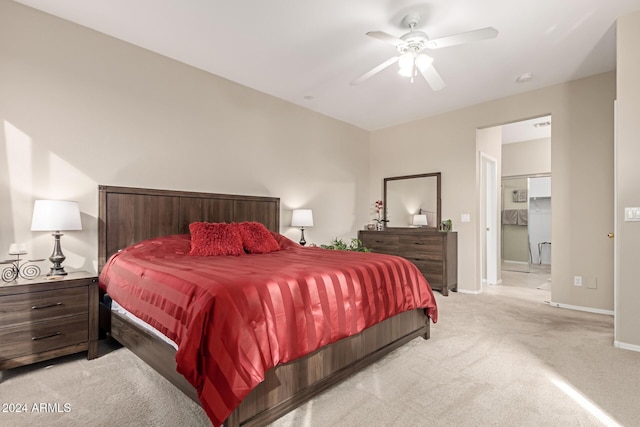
left=384, top=172, right=441, bottom=229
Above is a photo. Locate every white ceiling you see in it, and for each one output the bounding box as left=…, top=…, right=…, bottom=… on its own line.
left=12, top=0, right=640, bottom=131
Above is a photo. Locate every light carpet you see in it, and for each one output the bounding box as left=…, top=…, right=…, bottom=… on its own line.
left=2, top=284, right=639, bottom=427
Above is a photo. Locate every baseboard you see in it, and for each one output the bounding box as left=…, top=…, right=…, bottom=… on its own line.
left=458, top=288, right=482, bottom=295
left=547, top=301, right=614, bottom=316
left=614, top=341, right=640, bottom=353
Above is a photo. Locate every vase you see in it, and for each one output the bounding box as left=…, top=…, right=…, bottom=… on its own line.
left=375, top=222, right=384, bottom=231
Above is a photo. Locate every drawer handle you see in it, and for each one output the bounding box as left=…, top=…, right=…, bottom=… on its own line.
left=31, top=302, right=63, bottom=310
left=32, top=332, right=61, bottom=341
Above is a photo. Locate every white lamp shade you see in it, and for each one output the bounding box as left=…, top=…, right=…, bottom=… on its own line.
left=31, top=200, right=82, bottom=231
left=412, top=214, right=428, bottom=226
left=291, top=209, right=314, bottom=227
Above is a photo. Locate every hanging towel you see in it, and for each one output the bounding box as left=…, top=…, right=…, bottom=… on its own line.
left=517, top=209, right=528, bottom=225
left=502, top=209, right=518, bottom=225
left=512, top=189, right=528, bottom=202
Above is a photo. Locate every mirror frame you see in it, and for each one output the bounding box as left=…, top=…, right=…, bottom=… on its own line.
left=383, top=172, right=441, bottom=229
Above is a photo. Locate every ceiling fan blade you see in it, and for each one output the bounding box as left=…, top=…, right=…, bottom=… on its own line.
left=350, top=56, right=399, bottom=86
left=425, top=27, right=498, bottom=49
left=366, top=31, right=405, bottom=47
left=418, top=64, right=446, bottom=91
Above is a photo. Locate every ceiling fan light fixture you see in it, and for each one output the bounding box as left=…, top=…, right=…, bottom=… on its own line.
left=398, top=52, right=414, bottom=77
left=415, top=53, right=433, bottom=71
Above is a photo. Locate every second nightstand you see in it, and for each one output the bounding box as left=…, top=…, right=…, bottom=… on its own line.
left=0, top=271, right=98, bottom=370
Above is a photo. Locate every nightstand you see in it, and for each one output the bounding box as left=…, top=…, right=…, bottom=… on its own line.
left=0, top=271, right=98, bottom=370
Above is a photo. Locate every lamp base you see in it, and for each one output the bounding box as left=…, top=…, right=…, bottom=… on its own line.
left=299, top=228, right=307, bottom=246
left=48, top=231, right=68, bottom=276
left=47, top=265, right=68, bottom=276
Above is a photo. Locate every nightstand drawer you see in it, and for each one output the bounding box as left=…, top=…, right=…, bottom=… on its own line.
left=0, top=314, right=88, bottom=360
left=0, top=286, right=88, bottom=326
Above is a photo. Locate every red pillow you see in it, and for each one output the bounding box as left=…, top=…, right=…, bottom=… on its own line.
left=188, top=222, right=244, bottom=256
left=237, top=222, right=281, bottom=254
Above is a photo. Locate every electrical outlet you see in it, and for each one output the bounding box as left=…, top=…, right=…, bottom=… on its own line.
left=573, top=276, right=582, bottom=287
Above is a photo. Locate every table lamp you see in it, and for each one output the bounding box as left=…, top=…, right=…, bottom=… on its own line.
left=31, top=200, right=82, bottom=276
left=291, top=209, right=313, bottom=246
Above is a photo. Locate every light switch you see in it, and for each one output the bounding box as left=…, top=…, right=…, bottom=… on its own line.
left=461, top=213, right=470, bottom=223
left=624, top=207, right=640, bottom=221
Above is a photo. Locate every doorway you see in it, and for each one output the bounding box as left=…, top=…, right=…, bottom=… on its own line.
left=477, top=115, right=552, bottom=292
left=500, top=116, right=552, bottom=288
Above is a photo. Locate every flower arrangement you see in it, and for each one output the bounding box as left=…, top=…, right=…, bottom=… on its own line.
left=372, top=200, right=388, bottom=230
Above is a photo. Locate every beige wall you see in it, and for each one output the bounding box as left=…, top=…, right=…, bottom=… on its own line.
left=371, top=72, right=616, bottom=312
left=502, top=138, right=551, bottom=177
left=615, top=11, right=640, bottom=349
left=0, top=1, right=369, bottom=274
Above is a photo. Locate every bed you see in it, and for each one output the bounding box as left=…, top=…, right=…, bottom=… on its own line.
left=97, top=185, right=437, bottom=427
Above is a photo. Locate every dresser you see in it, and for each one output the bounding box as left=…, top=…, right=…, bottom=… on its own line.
left=359, top=229, right=458, bottom=296
left=0, top=271, right=99, bottom=370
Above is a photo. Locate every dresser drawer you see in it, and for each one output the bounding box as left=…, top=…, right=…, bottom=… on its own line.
left=361, top=233, right=399, bottom=254
left=409, top=258, right=444, bottom=281
left=400, top=248, right=444, bottom=261
left=398, top=235, right=444, bottom=255
left=0, top=286, right=88, bottom=326
left=0, top=314, right=88, bottom=360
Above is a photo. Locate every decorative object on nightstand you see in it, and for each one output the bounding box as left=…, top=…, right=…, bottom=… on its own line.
left=291, top=209, right=313, bottom=246
left=412, top=209, right=428, bottom=227
left=1, top=243, right=43, bottom=282
left=31, top=200, right=82, bottom=276
left=0, top=271, right=99, bottom=370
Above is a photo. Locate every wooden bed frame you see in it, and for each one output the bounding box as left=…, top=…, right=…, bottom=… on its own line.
left=98, top=185, right=430, bottom=427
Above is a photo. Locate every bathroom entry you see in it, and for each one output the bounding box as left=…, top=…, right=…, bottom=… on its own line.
left=501, top=176, right=531, bottom=272
left=501, top=175, right=551, bottom=272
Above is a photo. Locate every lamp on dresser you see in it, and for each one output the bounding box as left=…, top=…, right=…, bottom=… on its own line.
left=412, top=210, right=428, bottom=227
left=30, top=200, right=82, bottom=276
left=291, top=209, right=313, bottom=246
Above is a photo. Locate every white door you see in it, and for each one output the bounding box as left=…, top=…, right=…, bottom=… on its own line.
left=480, top=152, right=499, bottom=286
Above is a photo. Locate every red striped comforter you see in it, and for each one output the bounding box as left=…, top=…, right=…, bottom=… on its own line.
left=99, top=233, right=438, bottom=426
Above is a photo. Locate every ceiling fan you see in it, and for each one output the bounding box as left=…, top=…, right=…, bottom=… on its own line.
left=351, top=13, right=498, bottom=91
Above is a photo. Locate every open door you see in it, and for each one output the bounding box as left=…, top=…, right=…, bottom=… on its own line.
left=481, top=153, right=499, bottom=286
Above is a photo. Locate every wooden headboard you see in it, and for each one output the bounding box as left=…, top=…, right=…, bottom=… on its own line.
left=98, top=185, right=280, bottom=271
